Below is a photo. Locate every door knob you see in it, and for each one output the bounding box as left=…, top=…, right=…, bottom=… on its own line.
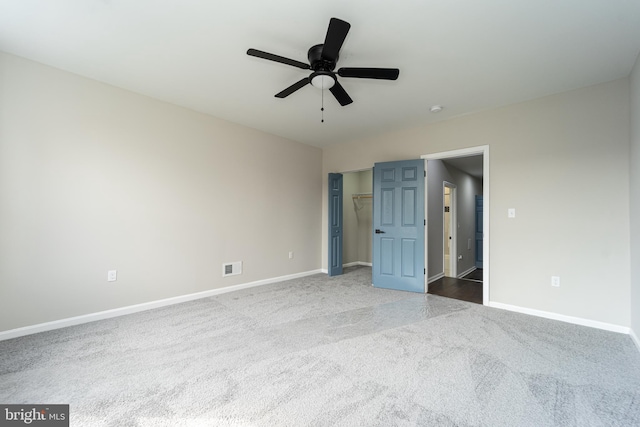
left=375, top=229, right=385, bottom=234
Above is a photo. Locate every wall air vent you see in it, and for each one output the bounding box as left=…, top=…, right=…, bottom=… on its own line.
left=222, top=261, right=242, bottom=277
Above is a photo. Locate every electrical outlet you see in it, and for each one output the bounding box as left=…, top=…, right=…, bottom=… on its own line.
left=289, top=251, right=294, bottom=259
left=551, top=276, right=560, bottom=287
left=107, top=270, right=117, bottom=282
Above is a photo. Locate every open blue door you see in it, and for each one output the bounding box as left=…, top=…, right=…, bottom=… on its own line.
left=475, top=195, right=483, bottom=268
left=372, top=160, right=425, bottom=292
left=328, top=173, right=343, bottom=276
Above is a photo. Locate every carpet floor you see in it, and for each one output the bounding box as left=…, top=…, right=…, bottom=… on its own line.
left=1, top=266, right=639, bottom=426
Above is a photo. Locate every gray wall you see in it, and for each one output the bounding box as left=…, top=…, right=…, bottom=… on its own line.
left=631, top=52, right=640, bottom=341
left=0, top=52, right=323, bottom=332
left=427, top=159, right=482, bottom=280
left=323, top=78, right=631, bottom=327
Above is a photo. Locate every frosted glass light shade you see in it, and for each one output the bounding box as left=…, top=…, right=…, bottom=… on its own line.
left=311, top=74, right=335, bottom=90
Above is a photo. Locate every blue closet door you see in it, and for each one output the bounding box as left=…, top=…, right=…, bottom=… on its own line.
left=328, top=173, right=343, bottom=276
left=372, top=160, right=425, bottom=292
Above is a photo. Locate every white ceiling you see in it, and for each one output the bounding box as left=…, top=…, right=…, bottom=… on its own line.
left=2, top=1, right=640, bottom=148
left=442, top=156, right=483, bottom=179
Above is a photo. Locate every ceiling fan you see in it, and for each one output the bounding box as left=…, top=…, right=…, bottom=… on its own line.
left=247, top=18, right=399, bottom=106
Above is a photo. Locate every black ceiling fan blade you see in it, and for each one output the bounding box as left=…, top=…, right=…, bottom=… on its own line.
left=275, top=78, right=310, bottom=98
left=321, top=18, right=351, bottom=62
left=329, top=81, right=353, bottom=106
left=247, top=48, right=310, bottom=70
left=337, top=67, right=400, bottom=80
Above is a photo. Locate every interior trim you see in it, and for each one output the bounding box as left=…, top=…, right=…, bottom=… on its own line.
left=457, top=266, right=476, bottom=279
left=0, top=269, right=323, bottom=341
left=489, top=301, right=630, bottom=335
left=630, top=329, right=640, bottom=352
left=428, top=272, right=445, bottom=284
left=343, top=262, right=372, bottom=268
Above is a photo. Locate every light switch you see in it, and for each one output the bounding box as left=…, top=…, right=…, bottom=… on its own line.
left=508, top=208, right=516, bottom=218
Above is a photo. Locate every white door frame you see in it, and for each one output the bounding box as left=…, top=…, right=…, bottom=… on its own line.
left=422, top=146, right=490, bottom=305
left=443, top=181, right=457, bottom=278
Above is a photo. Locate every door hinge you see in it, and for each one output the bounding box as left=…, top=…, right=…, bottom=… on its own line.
left=424, top=268, right=426, bottom=274
left=424, top=219, right=426, bottom=225
left=424, top=171, right=426, bottom=177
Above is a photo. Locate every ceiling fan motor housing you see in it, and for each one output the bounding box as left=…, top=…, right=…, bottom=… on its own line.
left=308, top=44, right=337, bottom=71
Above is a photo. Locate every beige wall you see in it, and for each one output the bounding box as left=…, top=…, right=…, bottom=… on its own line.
left=323, top=78, right=631, bottom=327
left=0, top=52, right=322, bottom=332
left=631, top=53, right=640, bottom=338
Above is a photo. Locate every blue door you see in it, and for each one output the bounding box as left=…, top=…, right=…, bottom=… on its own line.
left=328, top=173, right=343, bottom=276
left=475, top=195, right=483, bottom=268
left=372, top=160, right=425, bottom=292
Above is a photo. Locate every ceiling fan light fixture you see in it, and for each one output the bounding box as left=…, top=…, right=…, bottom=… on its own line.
left=247, top=18, right=398, bottom=107
left=310, top=72, right=336, bottom=90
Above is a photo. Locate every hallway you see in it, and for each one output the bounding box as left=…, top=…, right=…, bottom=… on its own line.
left=428, top=269, right=483, bottom=304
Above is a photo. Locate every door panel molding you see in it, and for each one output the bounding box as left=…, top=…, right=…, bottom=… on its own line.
left=328, top=173, right=343, bottom=276
left=372, top=159, right=425, bottom=293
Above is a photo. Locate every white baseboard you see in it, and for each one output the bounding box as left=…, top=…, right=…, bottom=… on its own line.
left=428, top=272, right=444, bottom=284
left=457, top=266, right=476, bottom=278
left=343, top=261, right=372, bottom=268
left=631, top=329, right=640, bottom=353
left=0, top=269, right=323, bottom=341
left=488, top=301, right=630, bottom=334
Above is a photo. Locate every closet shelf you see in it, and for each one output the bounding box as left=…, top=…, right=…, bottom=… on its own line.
left=352, top=193, right=372, bottom=199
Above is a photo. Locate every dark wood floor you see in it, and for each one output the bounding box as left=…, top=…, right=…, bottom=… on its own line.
left=461, top=268, right=483, bottom=282
left=428, top=269, right=483, bottom=304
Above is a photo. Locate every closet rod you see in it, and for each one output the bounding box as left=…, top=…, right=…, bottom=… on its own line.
left=352, top=193, right=373, bottom=199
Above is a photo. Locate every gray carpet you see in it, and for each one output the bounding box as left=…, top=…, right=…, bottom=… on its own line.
left=1, top=266, right=639, bottom=426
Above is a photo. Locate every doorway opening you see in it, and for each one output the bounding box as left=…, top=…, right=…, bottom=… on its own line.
left=342, top=169, right=373, bottom=270
left=443, top=182, right=457, bottom=278
left=422, top=146, right=489, bottom=305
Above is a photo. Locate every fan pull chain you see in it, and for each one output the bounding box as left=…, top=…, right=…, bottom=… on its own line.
left=321, top=84, right=325, bottom=123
